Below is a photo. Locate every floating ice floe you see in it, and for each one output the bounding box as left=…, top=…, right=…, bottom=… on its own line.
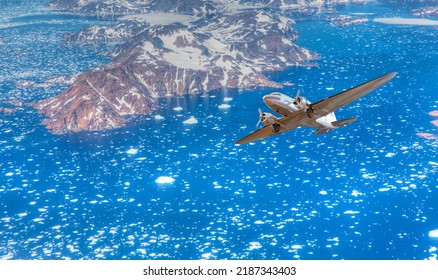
left=126, top=148, right=138, bottom=155
left=173, top=106, right=183, bottom=111
left=374, top=17, right=438, bottom=26
left=218, top=103, right=231, bottom=109
left=429, top=229, right=438, bottom=239
left=344, top=210, right=360, bottom=215
left=248, top=242, right=262, bottom=250
left=155, top=176, right=175, bottom=184
left=183, top=117, right=198, bottom=124
left=223, top=97, right=233, bottom=102
left=154, top=115, right=164, bottom=120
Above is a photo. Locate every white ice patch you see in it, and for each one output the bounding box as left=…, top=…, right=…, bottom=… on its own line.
left=429, top=229, right=438, bottom=239
left=352, top=190, right=362, bottom=197
left=183, top=117, right=198, bottom=124
left=248, top=242, right=262, bottom=250
left=155, top=176, right=175, bottom=184
left=173, top=106, right=183, bottom=112
left=319, top=190, right=328, bottom=195
left=154, top=115, right=164, bottom=120
left=126, top=148, right=138, bottom=155
left=218, top=103, right=231, bottom=109
left=119, top=13, right=198, bottom=26
left=374, top=17, right=438, bottom=26
left=344, top=210, right=360, bottom=215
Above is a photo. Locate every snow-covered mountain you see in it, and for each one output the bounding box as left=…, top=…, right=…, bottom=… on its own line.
left=35, top=0, right=359, bottom=134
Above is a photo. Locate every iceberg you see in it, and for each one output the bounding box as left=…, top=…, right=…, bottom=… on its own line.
left=218, top=103, right=231, bottom=109
left=344, top=210, right=360, bottom=215
left=126, top=148, right=138, bottom=155
left=374, top=17, right=438, bottom=26
left=429, top=229, right=438, bottom=239
left=183, top=117, right=198, bottom=124
left=155, top=176, right=175, bottom=184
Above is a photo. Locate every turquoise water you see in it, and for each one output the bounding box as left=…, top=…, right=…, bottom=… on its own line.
left=0, top=1, right=437, bottom=259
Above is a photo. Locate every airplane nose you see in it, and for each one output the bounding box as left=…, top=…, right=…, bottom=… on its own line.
left=263, top=95, right=280, bottom=106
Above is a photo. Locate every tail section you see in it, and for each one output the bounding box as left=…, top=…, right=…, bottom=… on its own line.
left=314, top=128, right=330, bottom=135
left=332, top=117, right=357, bottom=128
left=313, top=117, right=357, bottom=135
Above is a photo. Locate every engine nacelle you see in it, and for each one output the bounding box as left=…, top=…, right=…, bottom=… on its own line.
left=260, top=112, right=277, bottom=126
left=292, top=96, right=310, bottom=111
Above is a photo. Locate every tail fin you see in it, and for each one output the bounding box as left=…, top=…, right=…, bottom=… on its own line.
left=331, top=117, right=357, bottom=128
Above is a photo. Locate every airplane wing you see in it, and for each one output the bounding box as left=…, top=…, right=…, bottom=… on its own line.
left=235, top=72, right=396, bottom=145
left=235, top=114, right=304, bottom=144
left=311, top=72, right=397, bottom=116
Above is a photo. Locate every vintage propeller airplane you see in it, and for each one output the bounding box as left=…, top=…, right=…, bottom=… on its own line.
left=236, top=72, right=397, bottom=145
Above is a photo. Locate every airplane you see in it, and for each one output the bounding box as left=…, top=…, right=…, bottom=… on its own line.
left=236, top=72, right=397, bottom=145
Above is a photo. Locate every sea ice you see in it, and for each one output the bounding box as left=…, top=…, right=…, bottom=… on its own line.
left=183, top=117, right=198, bottom=124
left=173, top=106, right=183, bottom=111
left=126, top=148, right=138, bottom=155
left=248, top=242, right=262, bottom=250
left=155, top=176, right=175, bottom=184
left=218, top=103, right=231, bottom=109
left=120, top=13, right=197, bottom=26
left=374, top=17, right=438, bottom=26
left=429, top=229, right=438, bottom=239
left=154, top=115, right=164, bottom=120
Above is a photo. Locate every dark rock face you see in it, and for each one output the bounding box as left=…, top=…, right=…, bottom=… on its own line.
left=37, top=0, right=327, bottom=134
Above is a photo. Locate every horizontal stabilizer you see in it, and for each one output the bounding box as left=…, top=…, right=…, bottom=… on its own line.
left=314, top=128, right=330, bottom=135
left=332, top=117, right=357, bottom=128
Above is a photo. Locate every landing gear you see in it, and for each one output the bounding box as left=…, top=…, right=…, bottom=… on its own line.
left=306, top=105, right=318, bottom=118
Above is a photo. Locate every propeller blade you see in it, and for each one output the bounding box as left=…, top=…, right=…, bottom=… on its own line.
left=296, top=89, right=301, bottom=99
left=256, top=108, right=263, bottom=127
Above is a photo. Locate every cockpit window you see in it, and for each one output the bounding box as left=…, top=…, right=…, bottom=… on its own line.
left=270, top=93, right=282, bottom=96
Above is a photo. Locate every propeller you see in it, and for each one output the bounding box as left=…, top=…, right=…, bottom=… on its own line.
left=256, top=108, right=266, bottom=127
left=293, top=89, right=301, bottom=105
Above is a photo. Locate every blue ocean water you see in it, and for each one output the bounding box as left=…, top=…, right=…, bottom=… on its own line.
left=0, top=1, right=437, bottom=260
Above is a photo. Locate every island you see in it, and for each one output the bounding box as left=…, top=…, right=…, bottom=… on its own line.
left=34, top=0, right=366, bottom=134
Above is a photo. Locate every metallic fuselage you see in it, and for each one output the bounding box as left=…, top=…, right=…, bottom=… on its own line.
left=263, top=92, right=336, bottom=130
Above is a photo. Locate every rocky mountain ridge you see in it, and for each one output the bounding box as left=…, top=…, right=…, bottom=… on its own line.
left=35, top=0, right=360, bottom=134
